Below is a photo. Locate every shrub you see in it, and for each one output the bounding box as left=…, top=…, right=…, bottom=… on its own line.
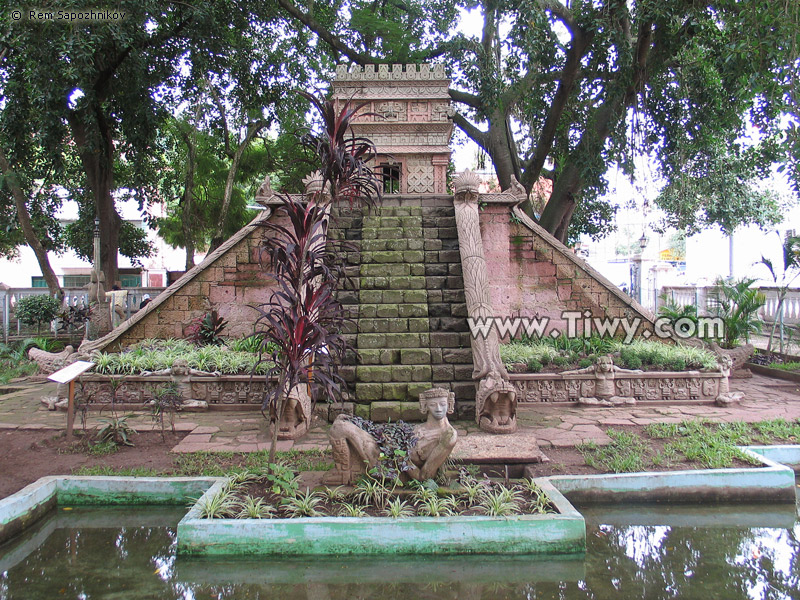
left=15, top=295, right=61, bottom=332
left=578, top=358, right=593, bottom=368
left=187, top=310, right=227, bottom=346
left=623, top=355, right=643, bottom=370
left=526, top=358, right=543, bottom=373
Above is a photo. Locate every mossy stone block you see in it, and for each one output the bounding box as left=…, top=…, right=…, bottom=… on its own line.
left=355, top=383, right=383, bottom=401
left=400, top=348, right=431, bottom=364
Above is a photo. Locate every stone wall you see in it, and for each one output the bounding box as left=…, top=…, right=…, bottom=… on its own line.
left=97, top=210, right=283, bottom=352
left=478, top=203, right=655, bottom=339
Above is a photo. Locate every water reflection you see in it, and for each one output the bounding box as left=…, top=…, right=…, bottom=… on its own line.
left=1, top=503, right=799, bottom=599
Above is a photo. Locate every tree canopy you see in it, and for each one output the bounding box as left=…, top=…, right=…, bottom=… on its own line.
left=2, top=0, right=798, bottom=284
left=1, top=0, right=324, bottom=288
left=276, top=0, right=799, bottom=242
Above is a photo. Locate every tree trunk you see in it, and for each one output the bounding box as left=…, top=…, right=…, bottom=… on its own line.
left=68, top=109, right=122, bottom=287
left=0, top=147, right=63, bottom=297
left=208, top=120, right=265, bottom=252
left=178, top=126, right=197, bottom=270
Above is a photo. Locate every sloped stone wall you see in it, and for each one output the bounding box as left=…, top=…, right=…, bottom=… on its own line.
left=99, top=211, right=282, bottom=352
left=479, top=203, right=655, bottom=338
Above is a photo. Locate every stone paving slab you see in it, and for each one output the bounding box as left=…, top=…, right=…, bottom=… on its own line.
left=2, top=374, right=799, bottom=460
left=452, top=427, right=548, bottom=463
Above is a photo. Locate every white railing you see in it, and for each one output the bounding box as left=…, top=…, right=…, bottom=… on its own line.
left=659, top=285, right=800, bottom=325
left=0, top=286, right=165, bottom=342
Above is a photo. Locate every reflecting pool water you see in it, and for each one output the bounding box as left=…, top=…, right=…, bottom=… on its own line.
left=1, top=499, right=799, bottom=599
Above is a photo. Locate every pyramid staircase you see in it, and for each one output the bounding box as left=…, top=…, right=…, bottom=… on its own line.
left=329, top=200, right=475, bottom=421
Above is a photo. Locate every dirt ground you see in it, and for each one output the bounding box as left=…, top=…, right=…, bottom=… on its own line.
left=0, top=429, right=187, bottom=499
left=0, top=423, right=791, bottom=500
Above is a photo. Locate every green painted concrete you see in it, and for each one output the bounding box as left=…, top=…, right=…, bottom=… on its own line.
left=544, top=448, right=799, bottom=504
left=177, top=480, right=584, bottom=557
left=3, top=446, right=800, bottom=555
left=0, top=476, right=221, bottom=545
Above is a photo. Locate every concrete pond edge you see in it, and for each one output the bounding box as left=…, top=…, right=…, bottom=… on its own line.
left=1, top=446, right=799, bottom=555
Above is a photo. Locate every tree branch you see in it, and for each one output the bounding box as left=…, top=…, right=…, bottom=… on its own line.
left=537, top=0, right=577, bottom=36
left=451, top=113, right=489, bottom=151
left=448, top=88, right=483, bottom=110
left=276, top=0, right=375, bottom=65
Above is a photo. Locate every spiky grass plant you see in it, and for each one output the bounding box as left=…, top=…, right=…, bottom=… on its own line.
left=337, top=502, right=367, bottom=517
left=236, top=495, right=276, bottom=519
left=352, top=475, right=390, bottom=508
left=416, top=495, right=457, bottom=517
left=194, top=487, right=239, bottom=519
left=282, top=489, right=325, bottom=517
left=383, top=498, right=415, bottom=519
left=477, top=488, right=521, bottom=517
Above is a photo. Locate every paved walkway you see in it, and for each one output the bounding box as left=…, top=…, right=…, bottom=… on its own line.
left=0, top=374, right=797, bottom=463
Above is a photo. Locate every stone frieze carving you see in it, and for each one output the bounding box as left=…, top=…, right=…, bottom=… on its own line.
left=510, top=371, right=725, bottom=404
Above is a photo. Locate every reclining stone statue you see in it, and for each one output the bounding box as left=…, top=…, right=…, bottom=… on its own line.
left=561, top=355, right=643, bottom=406
left=325, top=387, right=458, bottom=485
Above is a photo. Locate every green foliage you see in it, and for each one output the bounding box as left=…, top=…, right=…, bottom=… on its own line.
left=345, top=416, right=418, bottom=481
left=501, top=338, right=717, bottom=371
left=281, top=489, right=325, bottom=517
left=337, top=502, right=367, bottom=518
left=383, top=498, right=415, bottom=519
left=186, top=310, right=228, bottom=346
left=95, top=415, right=137, bottom=447
left=477, top=487, right=521, bottom=517
left=708, top=278, right=766, bottom=348
left=194, top=487, right=239, bottom=519
left=14, top=295, right=61, bottom=329
left=63, top=201, right=154, bottom=265
left=91, top=340, right=273, bottom=375
left=235, top=495, right=276, bottom=519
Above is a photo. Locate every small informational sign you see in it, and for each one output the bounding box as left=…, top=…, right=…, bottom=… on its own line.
left=47, top=361, right=95, bottom=439
left=47, top=361, right=95, bottom=384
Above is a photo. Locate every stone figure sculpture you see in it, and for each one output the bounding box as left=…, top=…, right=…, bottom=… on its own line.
left=270, top=384, right=312, bottom=441
left=325, top=387, right=458, bottom=485
left=140, top=358, right=217, bottom=410
left=453, top=169, right=518, bottom=433
left=714, top=355, right=744, bottom=406
left=561, top=355, right=643, bottom=406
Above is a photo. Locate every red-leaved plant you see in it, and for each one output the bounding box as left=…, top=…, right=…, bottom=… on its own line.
left=256, top=92, right=380, bottom=461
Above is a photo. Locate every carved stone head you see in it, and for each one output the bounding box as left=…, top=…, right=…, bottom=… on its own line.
left=476, top=375, right=518, bottom=434
left=419, top=387, right=455, bottom=419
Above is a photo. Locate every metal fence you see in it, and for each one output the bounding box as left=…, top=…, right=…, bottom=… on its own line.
left=0, top=287, right=165, bottom=342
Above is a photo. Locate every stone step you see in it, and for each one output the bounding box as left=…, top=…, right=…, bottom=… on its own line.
left=359, top=250, right=425, bottom=264
left=356, top=332, right=430, bottom=349
left=361, top=215, right=422, bottom=228
left=358, top=289, right=428, bottom=304
left=361, top=238, right=426, bottom=252
left=355, top=382, right=433, bottom=402
left=356, top=365, right=433, bottom=383
left=361, top=226, right=424, bottom=240
left=357, top=317, right=429, bottom=334
left=360, top=275, right=427, bottom=290
left=358, top=303, right=428, bottom=318
left=360, top=263, right=425, bottom=277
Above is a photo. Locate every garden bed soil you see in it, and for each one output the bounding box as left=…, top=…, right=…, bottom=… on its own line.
left=0, top=429, right=187, bottom=499
left=1, top=424, right=796, bottom=501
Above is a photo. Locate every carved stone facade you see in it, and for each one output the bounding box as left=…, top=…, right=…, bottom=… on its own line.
left=509, top=371, right=725, bottom=403
left=453, top=170, right=518, bottom=434
left=332, top=64, right=453, bottom=195
left=76, top=375, right=268, bottom=406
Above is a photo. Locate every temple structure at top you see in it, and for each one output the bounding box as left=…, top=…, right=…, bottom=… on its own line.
left=331, top=63, right=454, bottom=196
